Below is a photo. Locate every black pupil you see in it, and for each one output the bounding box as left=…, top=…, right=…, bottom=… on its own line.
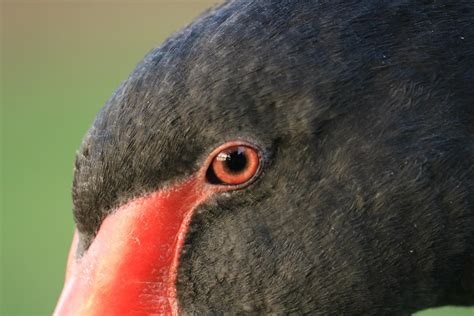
left=224, top=148, right=247, bottom=173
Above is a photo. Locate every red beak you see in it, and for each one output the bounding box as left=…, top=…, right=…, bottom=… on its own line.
left=54, top=176, right=212, bottom=315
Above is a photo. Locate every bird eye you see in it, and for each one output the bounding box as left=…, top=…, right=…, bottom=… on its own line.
left=206, top=143, right=261, bottom=186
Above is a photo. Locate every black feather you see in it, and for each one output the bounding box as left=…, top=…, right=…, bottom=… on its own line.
left=72, top=0, right=473, bottom=313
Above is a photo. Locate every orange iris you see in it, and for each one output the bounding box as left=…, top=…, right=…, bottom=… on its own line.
left=210, top=145, right=260, bottom=185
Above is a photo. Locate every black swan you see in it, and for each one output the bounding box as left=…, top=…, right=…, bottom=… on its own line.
left=54, top=0, right=473, bottom=314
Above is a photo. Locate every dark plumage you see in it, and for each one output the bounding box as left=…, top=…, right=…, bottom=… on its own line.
left=69, top=0, right=473, bottom=314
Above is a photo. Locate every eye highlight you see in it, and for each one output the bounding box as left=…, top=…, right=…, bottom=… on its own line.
left=206, top=143, right=261, bottom=186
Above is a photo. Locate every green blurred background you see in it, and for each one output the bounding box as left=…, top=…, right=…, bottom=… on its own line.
left=0, top=1, right=472, bottom=315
